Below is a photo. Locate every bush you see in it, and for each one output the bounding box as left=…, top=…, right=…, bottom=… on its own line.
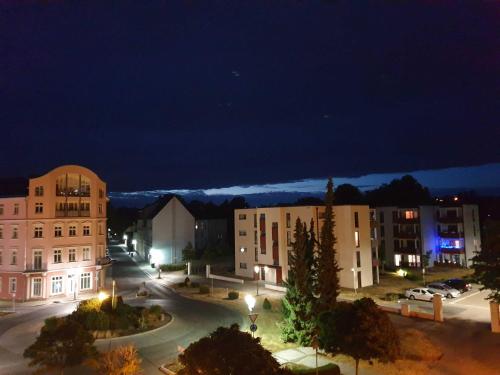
left=101, top=296, right=124, bottom=313
left=384, top=293, right=402, bottom=302
left=184, top=277, right=191, bottom=287
left=190, top=282, right=200, bottom=288
left=227, top=291, right=239, bottom=300
left=263, top=298, right=272, bottom=310
left=199, top=285, right=210, bottom=294
left=405, top=271, right=422, bottom=282
left=85, top=310, right=110, bottom=331
left=149, top=305, right=163, bottom=319
left=159, top=264, right=186, bottom=272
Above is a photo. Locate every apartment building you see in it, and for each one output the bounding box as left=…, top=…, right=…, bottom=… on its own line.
left=0, top=165, right=108, bottom=301
left=132, top=195, right=194, bottom=266
left=234, top=205, right=373, bottom=289
left=195, top=218, right=227, bottom=251
left=375, top=204, right=481, bottom=269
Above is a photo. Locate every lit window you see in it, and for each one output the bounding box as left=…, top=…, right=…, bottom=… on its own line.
left=51, top=276, right=63, bottom=294
left=354, top=230, right=360, bottom=247
left=239, top=214, right=247, bottom=220
left=80, top=272, right=91, bottom=290
left=394, top=254, right=401, bottom=267
left=239, top=230, right=247, bottom=236
left=405, top=211, right=416, bottom=219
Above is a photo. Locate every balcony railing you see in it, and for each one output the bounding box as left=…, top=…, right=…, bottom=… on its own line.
left=437, top=215, right=463, bottom=224
left=394, top=231, right=420, bottom=239
left=393, top=217, right=419, bottom=224
left=438, top=231, right=464, bottom=238
left=25, top=263, right=48, bottom=272
left=395, top=247, right=420, bottom=254
left=440, top=247, right=465, bottom=254
left=55, top=209, right=90, bottom=217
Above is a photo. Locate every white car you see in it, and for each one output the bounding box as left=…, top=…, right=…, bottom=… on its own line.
left=426, top=283, right=460, bottom=298
left=405, top=288, right=443, bottom=302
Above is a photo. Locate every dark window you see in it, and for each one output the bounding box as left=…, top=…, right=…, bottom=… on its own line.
left=354, top=212, right=359, bottom=228
left=356, top=251, right=361, bottom=268
left=380, top=225, right=385, bottom=237
left=286, top=213, right=291, bottom=228
left=379, top=212, right=385, bottom=223
left=394, top=240, right=400, bottom=251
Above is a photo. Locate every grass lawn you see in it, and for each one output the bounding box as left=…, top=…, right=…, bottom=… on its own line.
left=287, top=363, right=340, bottom=374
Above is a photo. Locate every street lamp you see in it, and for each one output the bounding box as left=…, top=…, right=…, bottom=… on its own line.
left=253, top=265, right=269, bottom=296
left=245, top=294, right=258, bottom=338
left=123, top=234, right=128, bottom=245
left=131, top=239, right=137, bottom=251
left=351, top=268, right=357, bottom=295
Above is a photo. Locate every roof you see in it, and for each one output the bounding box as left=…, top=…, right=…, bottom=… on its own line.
left=138, top=194, right=193, bottom=219
left=0, top=177, right=29, bottom=198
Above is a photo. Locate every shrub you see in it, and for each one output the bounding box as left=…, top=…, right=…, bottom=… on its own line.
left=184, top=277, right=191, bottom=287
left=101, top=296, right=124, bottom=313
left=263, top=298, right=272, bottom=310
left=227, top=291, right=239, bottom=300
left=149, top=305, right=163, bottom=319
left=384, top=293, right=401, bottom=302
left=190, top=282, right=200, bottom=288
left=159, top=264, right=186, bottom=272
left=199, top=285, right=210, bottom=294
left=405, top=271, right=422, bottom=282
left=85, top=310, right=110, bottom=331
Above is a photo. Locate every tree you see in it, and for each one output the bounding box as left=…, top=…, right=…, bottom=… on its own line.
left=87, top=345, right=143, bottom=375
left=178, top=324, right=292, bottom=375
left=24, top=317, right=97, bottom=375
left=182, top=241, right=196, bottom=261
left=365, top=175, right=432, bottom=207
left=316, top=178, right=341, bottom=312
left=473, top=219, right=500, bottom=303
left=335, top=184, right=365, bottom=205
left=319, top=298, right=400, bottom=375
left=281, top=218, right=316, bottom=345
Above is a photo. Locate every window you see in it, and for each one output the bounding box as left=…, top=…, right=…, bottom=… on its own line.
left=356, top=251, right=361, bottom=268
left=80, top=272, right=91, bottom=290
left=380, top=225, right=385, bottom=237
left=82, top=247, right=91, bottom=261
left=34, top=225, right=43, bottom=238
left=83, top=225, right=91, bottom=236
left=287, top=231, right=291, bottom=246
left=394, top=254, right=401, bottom=267
left=254, top=230, right=258, bottom=245
left=239, top=263, right=247, bottom=269
left=14, top=204, right=19, bottom=215
left=51, top=276, right=63, bottom=294
left=240, top=247, right=247, bottom=253
left=35, top=203, right=43, bottom=214
left=12, top=226, right=18, bottom=239
left=68, top=248, right=76, bottom=262
left=98, top=204, right=103, bottom=214
left=99, top=189, right=104, bottom=198
left=0, top=204, right=3, bottom=215
left=253, top=214, right=257, bottom=228
left=286, top=213, right=291, bottom=228
left=354, top=212, right=359, bottom=228
left=32, top=278, right=42, bottom=297
left=9, top=277, right=17, bottom=294
left=239, top=230, right=247, bottom=236
left=98, top=223, right=103, bottom=235
left=54, top=225, right=63, bottom=237
left=239, top=214, right=247, bottom=220
left=69, top=226, right=77, bottom=236
left=53, top=249, right=62, bottom=263
left=379, top=211, right=384, bottom=223
left=11, top=250, right=17, bottom=265
left=254, top=247, right=258, bottom=262
left=0, top=225, right=3, bottom=239
left=405, top=210, right=417, bottom=219
left=35, top=186, right=44, bottom=196
left=354, top=230, right=360, bottom=247
left=0, top=250, right=2, bottom=265
left=33, top=250, right=42, bottom=270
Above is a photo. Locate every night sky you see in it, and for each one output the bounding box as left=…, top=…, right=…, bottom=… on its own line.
left=1, top=1, right=499, bottom=193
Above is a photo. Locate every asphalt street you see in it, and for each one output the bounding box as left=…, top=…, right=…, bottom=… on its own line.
left=0, top=245, right=243, bottom=375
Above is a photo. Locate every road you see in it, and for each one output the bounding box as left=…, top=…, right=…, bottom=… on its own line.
left=0, top=245, right=243, bottom=375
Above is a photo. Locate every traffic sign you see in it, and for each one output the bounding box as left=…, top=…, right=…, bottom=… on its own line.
left=250, top=323, right=257, bottom=332
left=248, top=313, right=259, bottom=323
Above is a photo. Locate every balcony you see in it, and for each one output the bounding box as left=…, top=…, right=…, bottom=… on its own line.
left=56, top=188, right=91, bottom=197
left=56, top=209, right=90, bottom=218
left=394, top=231, right=420, bottom=239
left=25, top=263, right=48, bottom=273
left=437, top=215, right=463, bottom=224
left=395, top=247, right=420, bottom=254
left=440, top=247, right=465, bottom=254
left=393, top=217, right=419, bottom=224
left=438, top=230, right=464, bottom=238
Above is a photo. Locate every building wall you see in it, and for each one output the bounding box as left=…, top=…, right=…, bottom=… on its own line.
left=420, top=205, right=438, bottom=265
left=195, top=219, right=227, bottom=251
left=0, top=165, right=108, bottom=301
left=151, top=197, right=195, bottom=265
left=234, top=205, right=373, bottom=289
left=462, top=204, right=481, bottom=266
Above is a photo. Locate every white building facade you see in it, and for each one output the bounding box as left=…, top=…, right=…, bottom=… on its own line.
left=234, top=205, right=374, bottom=289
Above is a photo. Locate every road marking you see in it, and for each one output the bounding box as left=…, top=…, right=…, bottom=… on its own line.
left=448, top=290, right=481, bottom=305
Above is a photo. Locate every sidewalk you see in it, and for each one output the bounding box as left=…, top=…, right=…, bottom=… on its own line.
left=0, top=292, right=100, bottom=315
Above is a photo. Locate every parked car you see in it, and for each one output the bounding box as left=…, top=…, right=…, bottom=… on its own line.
left=444, top=279, right=472, bottom=293
left=405, top=288, right=444, bottom=302
left=426, top=283, right=460, bottom=298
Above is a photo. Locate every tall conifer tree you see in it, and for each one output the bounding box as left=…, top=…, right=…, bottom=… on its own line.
left=316, top=178, right=341, bottom=312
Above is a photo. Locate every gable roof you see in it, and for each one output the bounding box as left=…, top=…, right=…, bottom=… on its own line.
left=138, top=194, right=193, bottom=220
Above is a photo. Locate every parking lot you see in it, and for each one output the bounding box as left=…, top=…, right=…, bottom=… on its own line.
left=402, top=286, right=492, bottom=322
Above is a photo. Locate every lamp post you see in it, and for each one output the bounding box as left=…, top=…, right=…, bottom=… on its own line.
left=112, top=280, right=116, bottom=310
left=123, top=234, right=128, bottom=246
left=245, top=294, right=258, bottom=338
left=253, top=265, right=269, bottom=296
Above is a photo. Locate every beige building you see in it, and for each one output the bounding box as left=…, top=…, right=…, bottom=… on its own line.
left=234, top=205, right=374, bottom=289
left=0, top=165, right=108, bottom=301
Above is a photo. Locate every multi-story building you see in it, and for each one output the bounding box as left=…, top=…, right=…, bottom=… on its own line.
left=0, top=165, right=108, bottom=301
left=369, top=208, right=380, bottom=284
left=195, top=218, right=228, bottom=252
left=234, top=205, right=373, bottom=289
left=132, top=195, right=195, bottom=266
left=375, top=204, right=481, bottom=269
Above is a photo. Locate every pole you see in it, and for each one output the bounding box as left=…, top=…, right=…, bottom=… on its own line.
left=256, top=274, right=259, bottom=296
left=12, top=293, right=15, bottom=313
left=315, top=347, right=318, bottom=375
left=211, top=277, right=214, bottom=296
left=112, top=280, right=116, bottom=310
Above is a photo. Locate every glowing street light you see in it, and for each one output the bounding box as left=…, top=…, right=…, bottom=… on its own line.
left=98, top=291, right=109, bottom=302
left=245, top=294, right=259, bottom=338
left=245, top=294, right=256, bottom=312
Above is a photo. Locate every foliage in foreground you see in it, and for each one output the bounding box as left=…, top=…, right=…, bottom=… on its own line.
left=23, top=316, right=97, bottom=375
left=178, top=324, right=292, bottom=375
left=318, top=298, right=400, bottom=375
left=473, top=220, right=500, bottom=303
left=87, top=344, right=143, bottom=375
